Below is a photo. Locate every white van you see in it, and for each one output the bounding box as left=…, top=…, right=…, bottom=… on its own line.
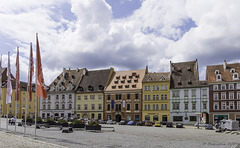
left=220, top=120, right=239, bottom=131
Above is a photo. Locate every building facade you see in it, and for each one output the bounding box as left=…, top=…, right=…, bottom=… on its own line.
left=142, top=72, right=170, bottom=122
left=104, top=69, right=146, bottom=122
left=75, top=68, right=113, bottom=120
left=206, top=61, right=240, bottom=124
left=170, top=60, right=209, bottom=124
left=40, top=68, right=85, bottom=119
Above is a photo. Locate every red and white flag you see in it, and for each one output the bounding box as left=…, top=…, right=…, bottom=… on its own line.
left=36, top=34, right=47, bottom=99
left=6, top=52, right=12, bottom=104
left=29, top=43, right=34, bottom=101
left=15, top=47, right=20, bottom=102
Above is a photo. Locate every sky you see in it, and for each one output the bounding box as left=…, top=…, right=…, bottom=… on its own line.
left=0, top=0, right=240, bottom=85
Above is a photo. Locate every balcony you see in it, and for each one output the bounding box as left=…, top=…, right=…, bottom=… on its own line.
left=184, top=99, right=189, bottom=103
left=172, top=99, right=180, bottom=103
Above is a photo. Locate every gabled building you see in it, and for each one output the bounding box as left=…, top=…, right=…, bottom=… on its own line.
left=170, top=60, right=209, bottom=124
left=40, top=68, right=85, bottom=119
left=206, top=60, right=240, bottom=124
left=75, top=68, right=113, bottom=120
left=104, top=68, right=147, bottom=122
left=142, top=72, right=170, bottom=122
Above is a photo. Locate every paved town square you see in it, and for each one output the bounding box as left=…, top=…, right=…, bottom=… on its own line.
left=0, top=118, right=239, bottom=148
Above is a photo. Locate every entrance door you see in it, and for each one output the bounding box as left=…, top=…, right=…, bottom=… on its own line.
left=116, top=114, right=121, bottom=122
left=162, top=115, right=168, bottom=121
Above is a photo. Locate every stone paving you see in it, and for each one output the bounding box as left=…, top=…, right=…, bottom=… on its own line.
left=0, top=118, right=240, bottom=148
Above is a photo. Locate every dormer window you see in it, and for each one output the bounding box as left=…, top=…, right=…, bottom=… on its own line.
left=129, top=75, right=132, bottom=79
left=132, top=84, right=136, bottom=88
left=118, top=85, right=123, bottom=89
left=116, top=76, right=120, bottom=79
left=122, top=75, right=126, bottom=79
left=215, top=70, right=219, bottom=74
left=72, top=75, right=75, bottom=79
left=134, top=79, right=138, bottom=83
left=114, top=81, right=118, bottom=84
left=99, top=85, right=104, bottom=90
left=88, top=85, right=94, bottom=91
left=125, top=85, right=129, bottom=88
left=160, top=76, right=165, bottom=81
left=216, top=74, right=222, bottom=81
left=132, top=72, right=136, bottom=76
left=188, top=81, right=192, bottom=85
left=233, top=72, right=239, bottom=80
left=136, top=75, right=140, bottom=78
left=178, top=69, right=182, bottom=73
left=187, top=67, right=191, bottom=72
left=54, top=82, right=57, bottom=86
left=230, top=68, right=235, bottom=73
left=121, top=80, right=125, bottom=83
left=148, top=77, right=152, bottom=81
left=127, top=80, right=131, bottom=83
left=112, top=86, right=116, bottom=89
left=78, top=86, right=83, bottom=91
left=178, top=81, right=182, bottom=85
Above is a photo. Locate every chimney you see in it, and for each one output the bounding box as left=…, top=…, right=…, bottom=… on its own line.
left=63, top=68, right=66, bottom=77
left=196, top=59, right=198, bottom=70
left=224, top=60, right=227, bottom=70
left=83, top=68, right=87, bottom=75
left=145, top=65, right=148, bottom=74
left=170, top=61, right=173, bottom=74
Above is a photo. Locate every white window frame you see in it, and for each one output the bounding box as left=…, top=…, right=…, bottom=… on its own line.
left=213, top=102, right=219, bottom=110
left=214, top=93, right=219, bottom=100
left=229, top=92, right=234, bottom=100
left=213, top=85, right=218, bottom=91
left=221, top=102, right=226, bottom=110
left=237, top=92, right=240, bottom=99
left=221, top=84, right=226, bottom=90
left=221, top=93, right=226, bottom=100
left=229, top=84, right=234, bottom=90
left=237, top=101, right=240, bottom=110
left=229, top=101, right=234, bottom=110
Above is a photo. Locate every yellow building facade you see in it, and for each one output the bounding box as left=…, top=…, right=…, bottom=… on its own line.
left=142, top=73, right=170, bottom=122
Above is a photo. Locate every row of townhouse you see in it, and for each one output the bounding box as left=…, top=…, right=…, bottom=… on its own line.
left=1, top=60, right=240, bottom=125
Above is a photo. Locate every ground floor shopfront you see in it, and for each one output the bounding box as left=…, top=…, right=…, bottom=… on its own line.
left=170, top=112, right=210, bottom=125
left=40, top=110, right=73, bottom=119
left=75, top=111, right=103, bottom=120
left=209, top=112, right=240, bottom=124
left=104, top=111, right=141, bottom=122
left=142, top=111, right=170, bottom=122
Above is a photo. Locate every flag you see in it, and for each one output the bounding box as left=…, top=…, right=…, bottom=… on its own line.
left=6, top=52, right=12, bottom=104
left=0, top=55, right=2, bottom=79
left=29, top=43, right=34, bottom=101
left=15, top=47, right=20, bottom=102
left=36, top=34, right=47, bottom=99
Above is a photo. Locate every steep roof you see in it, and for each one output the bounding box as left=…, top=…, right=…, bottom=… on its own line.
left=76, top=68, right=113, bottom=93
left=48, top=68, right=85, bottom=92
left=206, top=61, right=240, bottom=83
left=105, top=69, right=146, bottom=91
left=143, top=72, right=170, bottom=83
left=170, top=60, right=202, bottom=88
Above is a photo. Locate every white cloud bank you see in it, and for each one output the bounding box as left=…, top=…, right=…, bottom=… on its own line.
left=0, top=0, right=240, bottom=84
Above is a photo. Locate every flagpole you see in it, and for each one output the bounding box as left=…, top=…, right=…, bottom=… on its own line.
left=6, top=52, right=10, bottom=131
left=0, top=54, right=2, bottom=128
left=35, top=34, right=38, bottom=138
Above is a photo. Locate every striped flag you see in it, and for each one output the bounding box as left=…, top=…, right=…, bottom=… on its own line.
left=15, top=47, right=20, bottom=102
left=36, top=34, right=47, bottom=99
left=29, top=43, right=34, bottom=101
left=6, top=52, right=12, bottom=104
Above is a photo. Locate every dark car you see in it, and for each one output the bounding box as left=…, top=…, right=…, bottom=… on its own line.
left=166, top=122, right=174, bottom=128
left=145, top=121, right=153, bottom=126
left=127, top=120, right=136, bottom=125
left=176, top=123, right=184, bottom=128
left=160, top=121, right=168, bottom=125
left=136, top=121, right=145, bottom=126
left=205, top=124, right=214, bottom=130
left=119, top=120, right=127, bottom=125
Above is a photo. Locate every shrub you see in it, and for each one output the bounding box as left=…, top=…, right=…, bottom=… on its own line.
left=72, top=119, right=84, bottom=124
left=88, top=121, right=99, bottom=126
left=58, top=119, right=68, bottom=124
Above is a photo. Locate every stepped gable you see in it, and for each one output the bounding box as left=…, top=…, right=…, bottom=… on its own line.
left=105, top=69, right=146, bottom=91
left=170, top=60, right=201, bottom=89
left=76, top=69, right=112, bottom=93
left=142, top=72, right=170, bottom=83
left=206, top=61, right=240, bottom=83
left=48, top=68, right=85, bottom=92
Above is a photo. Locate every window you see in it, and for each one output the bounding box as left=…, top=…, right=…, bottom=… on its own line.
left=185, top=103, right=188, bottom=110
left=156, top=95, right=159, bottom=100
left=192, top=89, right=196, bottom=97
left=127, top=94, right=130, bottom=99
left=77, top=104, right=81, bottom=110
left=161, top=104, right=164, bottom=110
left=165, top=104, right=167, bottom=110
left=148, top=86, right=150, bottom=91
left=62, top=104, right=65, bottom=109
left=153, top=85, right=155, bottom=91
left=148, top=105, right=150, bottom=110
left=107, top=115, right=111, bottom=120
left=90, top=95, right=95, bottom=100
left=237, top=101, right=240, bottom=109
left=172, top=91, right=180, bottom=97
left=221, top=93, right=226, bottom=100
left=98, top=114, right=102, bottom=120
left=161, top=94, right=164, bottom=100
left=69, top=104, right=72, bottom=109
left=48, top=95, right=51, bottom=101
left=127, top=104, right=131, bottom=110
left=173, top=103, right=179, bottom=110
left=91, top=104, right=95, bottom=110
left=148, top=95, right=150, bottom=100
left=98, top=95, right=102, bottom=99
left=69, top=94, right=72, bottom=100
left=216, top=74, right=222, bottom=81
left=229, top=92, right=234, bottom=100
left=156, top=104, right=159, bottom=110
left=135, top=94, right=139, bottom=99
left=56, top=95, right=59, bottom=100
left=98, top=104, right=102, bottom=110
left=229, top=101, right=234, bottom=110
left=184, top=90, right=189, bottom=97
left=144, top=105, right=147, bottom=110
left=29, top=105, right=31, bottom=109
left=213, top=85, right=218, bottom=91
left=229, top=84, right=234, bottom=90
left=165, top=94, right=167, bottom=100
left=153, top=104, right=155, bottom=110
left=84, top=104, right=88, bottom=110
left=77, top=96, right=81, bottom=100
left=107, top=104, right=110, bottom=110
left=214, top=102, right=219, bottom=110
left=145, top=115, right=150, bottom=121
left=238, top=92, right=240, bottom=99
left=48, top=104, right=51, bottom=109
left=156, top=85, right=159, bottom=90
left=237, top=84, right=240, bottom=89
left=165, top=85, right=167, bottom=90
left=56, top=104, right=59, bottom=109
left=153, top=115, right=159, bottom=121
left=62, top=95, right=65, bottom=100
left=203, top=103, right=207, bottom=110
left=144, top=86, right=147, bottom=91
left=192, top=103, right=196, bottom=110
left=43, top=105, right=46, bottom=109
left=135, top=104, right=139, bottom=110
left=221, top=102, right=226, bottom=110
left=135, top=115, right=140, bottom=121
left=202, top=89, right=207, bottom=96
left=173, top=116, right=183, bottom=122
left=190, top=116, right=197, bottom=122
left=153, top=95, right=155, bottom=100
left=84, top=95, right=88, bottom=100
left=161, top=85, right=164, bottom=90
left=144, top=95, right=147, bottom=100
left=233, top=73, right=239, bottom=80
left=221, top=84, right=226, bottom=90
left=107, top=95, right=111, bottom=100
left=214, top=93, right=219, bottom=100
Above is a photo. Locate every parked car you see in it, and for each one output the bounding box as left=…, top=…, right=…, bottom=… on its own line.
left=155, top=121, right=161, bottom=127
left=98, top=120, right=106, bottom=124
left=106, top=120, right=116, bottom=124
left=160, top=121, right=168, bottom=125
left=194, top=122, right=207, bottom=127
left=176, top=123, right=184, bottom=128
left=145, top=121, right=153, bottom=126
left=136, top=121, right=145, bottom=126
left=205, top=124, right=214, bottom=130
left=119, top=120, right=127, bottom=125
left=127, top=120, right=136, bottom=125
left=166, top=122, right=174, bottom=128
